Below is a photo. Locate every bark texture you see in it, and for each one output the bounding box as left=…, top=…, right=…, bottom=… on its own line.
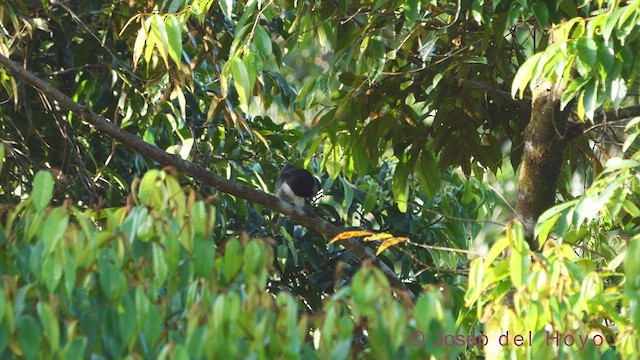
left=515, top=72, right=569, bottom=251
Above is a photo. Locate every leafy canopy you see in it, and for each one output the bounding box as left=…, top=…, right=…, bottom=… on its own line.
left=1, top=0, right=640, bottom=358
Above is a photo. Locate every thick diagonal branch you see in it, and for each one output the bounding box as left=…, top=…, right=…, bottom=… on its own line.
left=0, top=54, right=415, bottom=301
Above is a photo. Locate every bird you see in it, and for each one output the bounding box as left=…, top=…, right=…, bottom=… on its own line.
left=274, top=163, right=321, bottom=229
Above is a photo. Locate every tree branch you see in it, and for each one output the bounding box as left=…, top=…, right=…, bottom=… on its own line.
left=594, top=105, right=640, bottom=123
left=0, top=54, right=415, bottom=302
left=565, top=105, right=640, bottom=141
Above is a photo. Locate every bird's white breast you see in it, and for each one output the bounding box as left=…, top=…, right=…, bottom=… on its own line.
left=275, top=181, right=306, bottom=208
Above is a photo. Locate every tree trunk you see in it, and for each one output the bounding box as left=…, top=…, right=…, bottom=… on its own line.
left=515, top=32, right=570, bottom=251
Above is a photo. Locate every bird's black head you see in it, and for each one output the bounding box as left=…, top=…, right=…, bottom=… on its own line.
left=275, top=164, right=321, bottom=206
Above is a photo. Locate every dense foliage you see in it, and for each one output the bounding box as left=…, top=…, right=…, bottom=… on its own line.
left=0, top=168, right=463, bottom=359
left=1, top=0, right=640, bottom=358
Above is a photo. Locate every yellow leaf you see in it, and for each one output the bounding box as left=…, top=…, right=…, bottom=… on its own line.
left=328, top=231, right=375, bottom=244
left=363, top=233, right=394, bottom=242
left=206, top=95, right=221, bottom=123
left=8, top=338, right=22, bottom=356
left=376, top=237, right=410, bottom=255
left=576, top=91, right=585, bottom=121
left=252, top=129, right=270, bottom=151
left=132, top=25, right=147, bottom=69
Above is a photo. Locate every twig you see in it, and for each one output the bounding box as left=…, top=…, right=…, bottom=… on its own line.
left=407, top=240, right=483, bottom=257
left=487, top=184, right=517, bottom=214
left=0, top=53, right=416, bottom=302
left=422, top=207, right=506, bottom=227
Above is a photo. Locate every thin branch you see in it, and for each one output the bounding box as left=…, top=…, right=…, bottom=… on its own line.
left=407, top=240, right=483, bottom=257
left=428, top=0, right=462, bottom=30
left=48, top=64, right=109, bottom=77
left=487, top=184, right=517, bottom=214
left=0, top=53, right=415, bottom=302
left=399, top=247, right=469, bottom=275
left=422, top=207, right=506, bottom=227
left=246, top=0, right=274, bottom=52
left=567, top=108, right=640, bottom=141
left=593, top=105, right=640, bottom=124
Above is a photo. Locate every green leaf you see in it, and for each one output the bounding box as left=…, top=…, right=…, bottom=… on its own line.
left=62, top=338, right=87, bottom=360
left=165, top=15, right=183, bottom=64
left=572, top=195, right=599, bottom=229
left=37, top=303, right=59, bottom=353
left=603, top=8, right=624, bottom=42
left=623, top=199, right=640, bottom=218
left=135, top=287, right=150, bottom=330
left=42, top=253, right=63, bottom=292
left=0, top=289, right=4, bottom=324
left=351, top=140, right=370, bottom=175
left=173, top=344, right=190, bottom=360
left=576, top=37, right=597, bottom=69
left=532, top=2, right=549, bottom=26
left=43, top=207, right=69, bottom=254
left=132, top=26, right=147, bottom=69
left=135, top=207, right=154, bottom=242
left=512, top=52, right=543, bottom=99
left=560, top=76, right=589, bottom=110
left=232, top=57, right=251, bottom=112
left=151, top=14, right=170, bottom=67
left=143, top=17, right=156, bottom=64
left=610, top=77, right=627, bottom=110
left=0, top=143, right=5, bottom=175
left=223, top=238, right=242, bottom=283
left=191, top=200, right=207, bottom=236
left=579, top=272, right=602, bottom=308
left=415, top=150, right=439, bottom=199
left=340, top=177, right=354, bottom=215
left=254, top=26, right=273, bottom=58
left=219, top=0, right=233, bottom=18
left=570, top=19, right=585, bottom=39
left=63, top=251, right=76, bottom=299
left=31, top=170, right=55, bottom=211
left=602, top=157, right=640, bottom=173
left=351, top=270, right=375, bottom=309
left=118, top=295, right=136, bottom=347
left=277, top=244, right=288, bottom=272
left=98, top=250, right=124, bottom=300
left=143, top=307, right=162, bottom=348
left=168, top=0, right=184, bottom=13
left=152, top=243, right=168, bottom=287
left=464, top=258, right=484, bottom=305
left=405, top=0, right=419, bottom=23
left=392, top=159, right=410, bottom=213
left=364, top=183, right=378, bottom=213
left=483, top=236, right=508, bottom=270
left=555, top=205, right=574, bottom=236
left=297, top=125, right=323, bottom=153
left=535, top=213, right=561, bottom=243
left=616, top=5, right=640, bottom=44
left=338, top=72, right=358, bottom=86
left=242, top=50, right=262, bottom=97
left=582, top=78, right=598, bottom=120
left=242, top=240, right=263, bottom=278
left=323, top=144, right=342, bottom=179
left=139, top=169, right=166, bottom=209
left=193, top=235, right=216, bottom=277
left=625, top=237, right=640, bottom=293
left=558, top=0, right=578, bottom=18
left=19, top=316, right=41, bottom=360
left=508, top=221, right=530, bottom=288
left=295, top=74, right=320, bottom=109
